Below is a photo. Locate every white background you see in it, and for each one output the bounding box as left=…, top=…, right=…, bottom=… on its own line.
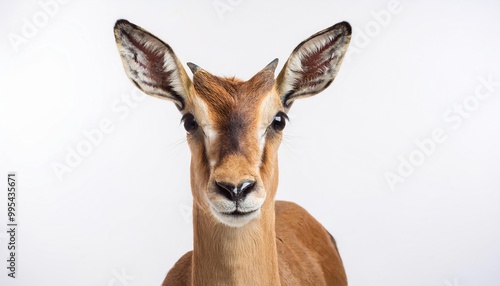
left=1, top=1, right=500, bottom=285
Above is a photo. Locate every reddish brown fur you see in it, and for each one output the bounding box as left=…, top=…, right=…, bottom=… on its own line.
left=114, top=19, right=350, bottom=286
left=164, top=201, right=347, bottom=286
left=162, top=70, right=347, bottom=286
left=191, top=67, right=276, bottom=158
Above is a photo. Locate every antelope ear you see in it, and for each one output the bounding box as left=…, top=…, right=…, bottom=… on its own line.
left=276, top=21, right=351, bottom=109
left=114, top=19, right=191, bottom=111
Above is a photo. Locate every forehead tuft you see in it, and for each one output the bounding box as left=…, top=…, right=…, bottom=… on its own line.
left=192, top=68, right=276, bottom=111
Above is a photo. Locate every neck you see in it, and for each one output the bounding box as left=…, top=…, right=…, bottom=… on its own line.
left=190, top=158, right=281, bottom=285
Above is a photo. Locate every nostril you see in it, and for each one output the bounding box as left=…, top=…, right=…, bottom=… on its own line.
left=238, top=180, right=256, bottom=198
left=214, top=181, right=237, bottom=201
left=214, top=180, right=256, bottom=201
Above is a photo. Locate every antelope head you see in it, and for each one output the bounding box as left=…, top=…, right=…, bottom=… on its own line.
left=114, top=20, right=351, bottom=228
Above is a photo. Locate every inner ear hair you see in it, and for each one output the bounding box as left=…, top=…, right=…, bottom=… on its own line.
left=114, top=19, right=191, bottom=111
left=276, top=21, right=352, bottom=109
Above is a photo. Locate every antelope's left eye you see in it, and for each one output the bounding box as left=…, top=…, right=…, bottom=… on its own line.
left=271, top=112, right=288, bottom=132
left=182, top=113, right=198, bottom=134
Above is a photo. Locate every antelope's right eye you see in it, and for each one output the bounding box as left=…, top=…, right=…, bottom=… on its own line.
left=182, top=113, right=198, bottom=134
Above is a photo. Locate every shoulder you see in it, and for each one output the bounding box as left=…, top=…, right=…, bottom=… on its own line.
left=275, top=200, right=326, bottom=233
left=275, top=200, right=330, bottom=242
left=274, top=200, right=347, bottom=285
left=275, top=200, right=308, bottom=215
left=162, top=251, right=192, bottom=286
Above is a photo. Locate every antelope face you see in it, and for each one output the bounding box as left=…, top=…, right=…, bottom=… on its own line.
left=184, top=62, right=286, bottom=227
left=114, top=20, right=351, bottom=227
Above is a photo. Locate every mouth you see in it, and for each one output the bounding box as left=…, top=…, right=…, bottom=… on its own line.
left=206, top=187, right=266, bottom=227
left=221, top=209, right=258, bottom=217
left=209, top=205, right=261, bottom=227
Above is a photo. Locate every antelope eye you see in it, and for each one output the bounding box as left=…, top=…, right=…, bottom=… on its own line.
left=272, top=112, right=288, bottom=132
left=182, top=113, right=198, bottom=134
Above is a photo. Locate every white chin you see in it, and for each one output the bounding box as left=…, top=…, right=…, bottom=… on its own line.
left=210, top=207, right=261, bottom=228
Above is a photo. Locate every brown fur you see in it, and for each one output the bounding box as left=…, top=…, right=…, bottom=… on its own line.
left=162, top=69, right=346, bottom=286
left=113, top=19, right=351, bottom=286
left=163, top=201, right=346, bottom=286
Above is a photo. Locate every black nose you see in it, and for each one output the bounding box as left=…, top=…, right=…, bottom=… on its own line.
left=214, top=180, right=256, bottom=202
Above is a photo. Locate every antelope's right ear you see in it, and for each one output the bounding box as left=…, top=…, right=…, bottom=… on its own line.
left=114, top=19, right=191, bottom=111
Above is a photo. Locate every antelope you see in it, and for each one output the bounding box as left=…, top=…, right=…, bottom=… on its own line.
left=114, top=19, right=351, bottom=286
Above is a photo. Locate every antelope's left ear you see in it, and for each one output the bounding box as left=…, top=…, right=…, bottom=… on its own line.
left=276, top=21, right=351, bottom=109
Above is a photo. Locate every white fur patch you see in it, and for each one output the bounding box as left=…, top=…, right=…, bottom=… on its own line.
left=193, top=96, right=218, bottom=142
left=207, top=194, right=264, bottom=228
left=257, top=92, right=278, bottom=151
